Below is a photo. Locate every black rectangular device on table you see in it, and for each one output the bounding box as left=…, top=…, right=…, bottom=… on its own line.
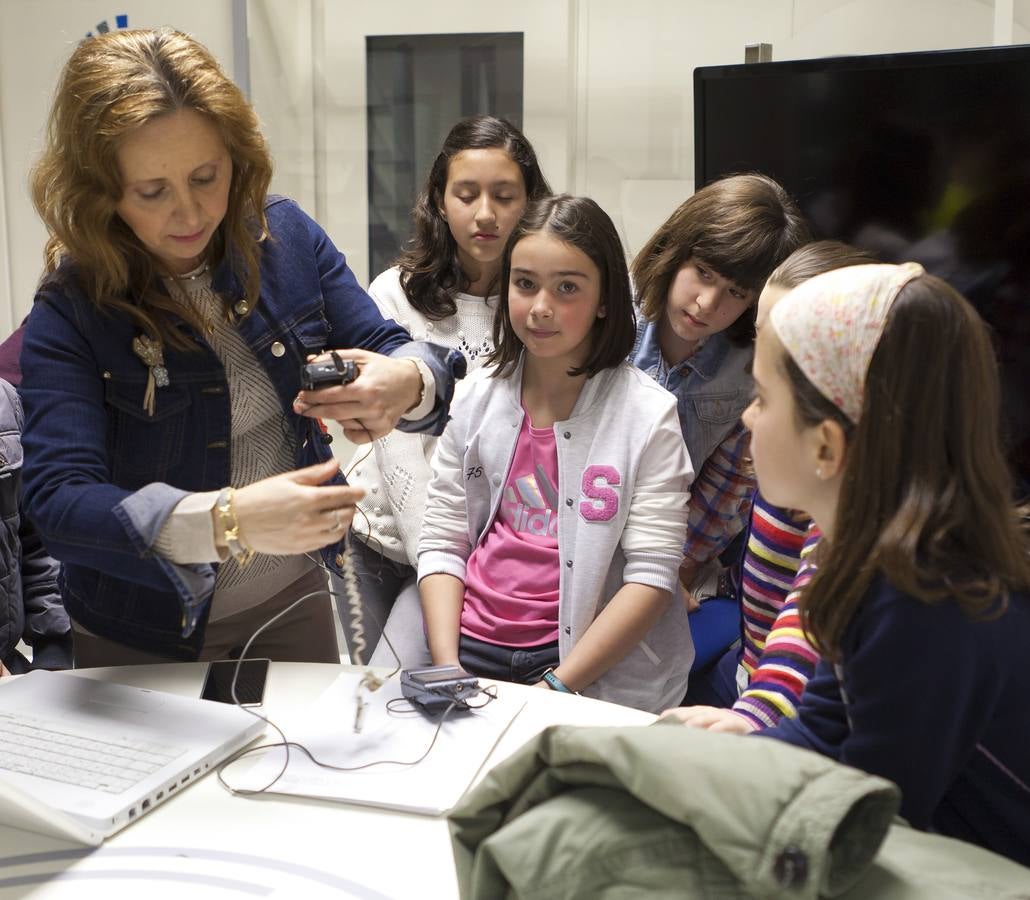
left=400, top=665, right=480, bottom=714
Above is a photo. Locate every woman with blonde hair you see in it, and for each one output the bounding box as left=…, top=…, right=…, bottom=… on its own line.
left=20, top=28, right=463, bottom=665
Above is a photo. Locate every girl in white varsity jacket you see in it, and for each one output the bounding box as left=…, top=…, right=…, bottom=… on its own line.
left=418, top=195, right=695, bottom=713
left=346, top=116, right=551, bottom=665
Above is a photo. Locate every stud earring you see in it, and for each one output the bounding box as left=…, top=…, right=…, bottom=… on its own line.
left=815, top=467, right=823, bottom=478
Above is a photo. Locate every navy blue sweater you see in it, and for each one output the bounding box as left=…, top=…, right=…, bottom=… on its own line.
left=762, top=576, right=1030, bottom=867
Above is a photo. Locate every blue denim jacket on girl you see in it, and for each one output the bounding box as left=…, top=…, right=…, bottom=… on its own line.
left=629, top=316, right=753, bottom=471
left=20, top=197, right=464, bottom=658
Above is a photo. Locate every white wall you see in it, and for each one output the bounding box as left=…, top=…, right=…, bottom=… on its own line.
left=247, top=0, right=574, bottom=290
left=0, top=1, right=235, bottom=334
left=576, top=0, right=1030, bottom=256
left=245, top=0, right=316, bottom=215
left=1, top=0, right=1028, bottom=329
left=249, top=0, right=1030, bottom=270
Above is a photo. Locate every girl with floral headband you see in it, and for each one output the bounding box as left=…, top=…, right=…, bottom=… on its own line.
left=748, top=263, right=1030, bottom=866
left=663, top=240, right=875, bottom=728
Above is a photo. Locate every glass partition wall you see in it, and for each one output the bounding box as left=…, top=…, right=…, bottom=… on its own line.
left=366, top=32, right=523, bottom=277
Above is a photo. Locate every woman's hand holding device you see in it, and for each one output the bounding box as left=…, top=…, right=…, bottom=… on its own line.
left=293, top=349, right=424, bottom=443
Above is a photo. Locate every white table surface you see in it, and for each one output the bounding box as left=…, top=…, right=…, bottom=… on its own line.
left=0, top=663, right=654, bottom=899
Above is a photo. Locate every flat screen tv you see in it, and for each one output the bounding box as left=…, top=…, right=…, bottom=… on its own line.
left=695, top=45, right=1030, bottom=495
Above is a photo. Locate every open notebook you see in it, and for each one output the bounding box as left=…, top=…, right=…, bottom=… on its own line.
left=0, top=670, right=264, bottom=845
left=225, top=672, right=524, bottom=815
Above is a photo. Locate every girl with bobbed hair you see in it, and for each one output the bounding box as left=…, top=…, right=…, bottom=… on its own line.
left=20, top=28, right=463, bottom=665
left=629, top=174, right=810, bottom=605
left=417, top=194, right=694, bottom=713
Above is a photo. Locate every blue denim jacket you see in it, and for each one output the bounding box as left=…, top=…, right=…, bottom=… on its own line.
left=629, top=316, right=753, bottom=470
left=20, top=197, right=464, bottom=658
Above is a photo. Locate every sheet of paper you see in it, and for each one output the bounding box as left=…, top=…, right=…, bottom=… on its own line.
left=226, top=673, right=524, bottom=815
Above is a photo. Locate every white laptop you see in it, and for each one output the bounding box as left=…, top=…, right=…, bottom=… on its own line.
left=0, top=669, right=264, bottom=846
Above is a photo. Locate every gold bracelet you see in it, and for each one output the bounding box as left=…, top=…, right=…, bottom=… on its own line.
left=216, top=487, right=253, bottom=567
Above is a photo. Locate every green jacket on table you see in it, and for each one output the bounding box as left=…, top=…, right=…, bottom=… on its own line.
left=449, top=721, right=1030, bottom=899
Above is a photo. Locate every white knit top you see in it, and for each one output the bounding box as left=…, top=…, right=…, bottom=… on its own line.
left=349, top=266, right=497, bottom=564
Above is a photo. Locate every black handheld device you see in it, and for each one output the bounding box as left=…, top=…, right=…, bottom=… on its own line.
left=400, top=665, right=480, bottom=714
left=201, top=658, right=270, bottom=707
left=300, top=353, right=358, bottom=391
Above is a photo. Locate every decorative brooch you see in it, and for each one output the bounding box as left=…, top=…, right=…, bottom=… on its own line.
left=131, top=334, right=169, bottom=417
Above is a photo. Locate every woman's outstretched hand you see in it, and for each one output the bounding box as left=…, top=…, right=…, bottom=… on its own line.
left=220, top=458, right=364, bottom=556
left=293, top=350, right=424, bottom=443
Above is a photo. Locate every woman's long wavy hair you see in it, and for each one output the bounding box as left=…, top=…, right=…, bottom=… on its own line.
left=31, top=27, right=273, bottom=351
left=789, top=275, right=1030, bottom=660
left=395, top=115, right=551, bottom=320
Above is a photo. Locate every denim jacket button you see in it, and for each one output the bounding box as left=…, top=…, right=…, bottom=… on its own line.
left=271, top=341, right=286, bottom=358
left=565, top=559, right=573, bottom=568
left=566, top=498, right=573, bottom=507
left=563, top=431, right=571, bottom=439
left=234, top=300, right=250, bottom=315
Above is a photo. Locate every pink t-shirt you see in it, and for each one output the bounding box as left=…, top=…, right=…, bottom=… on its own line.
left=461, top=414, right=560, bottom=647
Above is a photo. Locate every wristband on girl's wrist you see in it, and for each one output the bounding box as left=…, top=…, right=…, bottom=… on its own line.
left=216, top=486, right=253, bottom=567
left=540, top=668, right=575, bottom=694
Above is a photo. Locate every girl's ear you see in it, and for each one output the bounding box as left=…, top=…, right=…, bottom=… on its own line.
left=813, top=418, right=848, bottom=480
